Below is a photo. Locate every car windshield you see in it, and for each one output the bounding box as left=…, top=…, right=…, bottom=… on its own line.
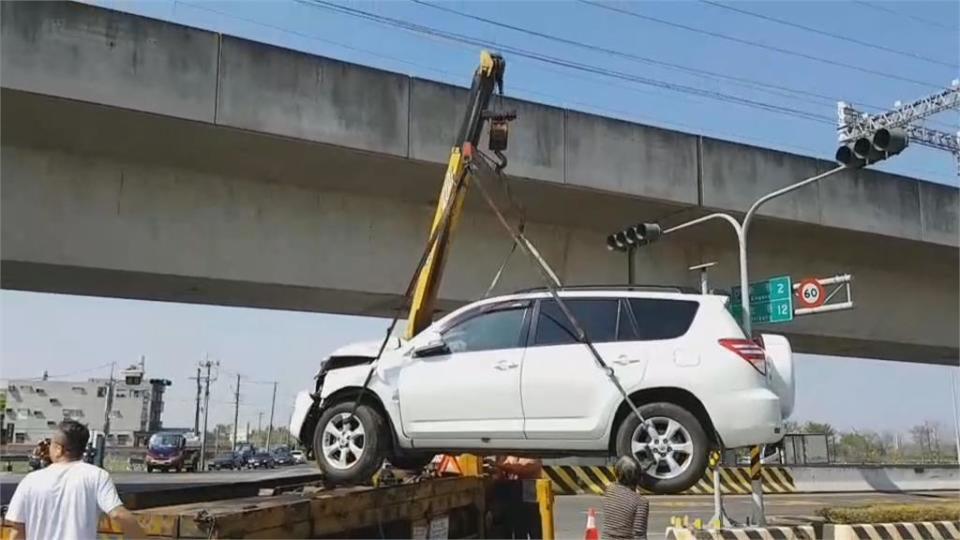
left=148, top=434, right=181, bottom=447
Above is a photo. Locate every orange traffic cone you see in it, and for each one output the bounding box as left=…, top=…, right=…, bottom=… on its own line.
left=584, top=508, right=599, bottom=540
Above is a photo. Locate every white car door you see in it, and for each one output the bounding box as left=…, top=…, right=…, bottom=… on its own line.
left=397, top=300, right=530, bottom=441
left=522, top=298, right=645, bottom=440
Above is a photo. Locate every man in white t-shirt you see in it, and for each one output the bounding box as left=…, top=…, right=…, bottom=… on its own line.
left=5, top=420, right=145, bottom=540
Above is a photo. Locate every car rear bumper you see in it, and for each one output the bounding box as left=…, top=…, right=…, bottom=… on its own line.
left=708, top=387, right=784, bottom=448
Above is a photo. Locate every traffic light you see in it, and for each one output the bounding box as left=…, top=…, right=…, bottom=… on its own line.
left=606, top=223, right=662, bottom=251
left=836, top=127, right=908, bottom=168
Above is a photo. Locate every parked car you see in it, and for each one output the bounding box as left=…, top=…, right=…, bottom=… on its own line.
left=246, top=452, right=276, bottom=469
left=290, top=289, right=794, bottom=493
left=290, top=450, right=307, bottom=464
left=208, top=452, right=244, bottom=471
left=271, top=448, right=295, bottom=466
left=234, top=443, right=256, bottom=463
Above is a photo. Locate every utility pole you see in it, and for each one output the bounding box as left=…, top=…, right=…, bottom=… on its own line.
left=198, top=358, right=218, bottom=471
left=232, top=373, right=241, bottom=450
left=265, top=382, right=277, bottom=452
left=97, top=363, right=116, bottom=468
left=190, top=367, right=201, bottom=435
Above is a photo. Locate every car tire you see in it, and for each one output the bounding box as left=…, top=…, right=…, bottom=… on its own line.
left=388, top=453, right=434, bottom=471
left=313, top=401, right=387, bottom=485
left=615, top=401, right=709, bottom=494
left=146, top=465, right=153, bottom=473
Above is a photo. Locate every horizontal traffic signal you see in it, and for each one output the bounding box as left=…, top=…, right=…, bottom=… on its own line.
left=606, top=223, right=663, bottom=251
left=836, top=127, right=908, bottom=168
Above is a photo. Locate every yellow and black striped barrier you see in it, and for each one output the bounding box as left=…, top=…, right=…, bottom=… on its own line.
left=542, top=465, right=795, bottom=495
left=750, top=446, right=762, bottom=481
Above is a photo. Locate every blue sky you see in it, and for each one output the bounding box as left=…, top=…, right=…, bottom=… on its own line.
left=2, top=0, right=958, bottom=438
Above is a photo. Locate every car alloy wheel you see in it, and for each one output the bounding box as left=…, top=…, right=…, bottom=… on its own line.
left=630, top=416, right=694, bottom=480
left=321, top=412, right=366, bottom=470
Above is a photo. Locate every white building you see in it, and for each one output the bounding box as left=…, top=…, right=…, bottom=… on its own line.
left=1, top=364, right=170, bottom=447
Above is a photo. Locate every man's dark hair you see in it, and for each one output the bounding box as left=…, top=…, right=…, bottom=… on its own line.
left=55, top=420, right=90, bottom=459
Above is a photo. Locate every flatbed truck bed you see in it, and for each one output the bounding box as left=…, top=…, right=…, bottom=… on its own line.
left=94, top=476, right=487, bottom=539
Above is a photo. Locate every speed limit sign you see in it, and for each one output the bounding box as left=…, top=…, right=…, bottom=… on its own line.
left=797, top=278, right=826, bottom=308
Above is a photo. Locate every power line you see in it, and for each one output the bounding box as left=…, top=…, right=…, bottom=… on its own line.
left=852, top=0, right=960, bottom=32
left=698, top=0, right=956, bottom=68
left=23, top=362, right=114, bottom=381
left=300, top=0, right=834, bottom=125
left=180, top=1, right=464, bottom=84
left=412, top=0, right=843, bottom=108
left=186, top=0, right=827, bottom=132
left=178, top=0, right=953, bottom=178
left=414, top=0, right=955, bottom=130
left=185, top=0, right=958, bottom=134
left=576, top=0, right=943, bottom=89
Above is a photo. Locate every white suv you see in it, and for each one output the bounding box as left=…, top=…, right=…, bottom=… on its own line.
left=290, top=287, right=794, bottom=493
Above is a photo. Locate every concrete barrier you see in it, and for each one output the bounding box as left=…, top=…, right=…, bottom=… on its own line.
left=542, top=460, right=958, bottom=494
left=829, top=522, right=960, bottom=540
left=790, top=465, right=959, bottom=493
left=665, top=525, right=816, bottom=540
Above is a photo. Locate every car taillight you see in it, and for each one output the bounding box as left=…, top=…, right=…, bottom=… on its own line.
left=719, top=338, right=767, bottom=374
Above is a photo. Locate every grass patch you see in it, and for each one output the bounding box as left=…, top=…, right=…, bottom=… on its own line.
left=818, top=502, right=960, bottom=524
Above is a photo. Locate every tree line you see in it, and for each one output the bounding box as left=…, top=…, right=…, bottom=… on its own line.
left=784, top=419, right=957, bottom=464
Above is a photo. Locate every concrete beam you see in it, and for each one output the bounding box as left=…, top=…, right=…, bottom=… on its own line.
left=217, top=36, right=410, bottom=157
left=2, top=1, right=955, bottom=248
left=0, top=1, right=218, bottom=122
left=2, top=144, right=956, bottom=364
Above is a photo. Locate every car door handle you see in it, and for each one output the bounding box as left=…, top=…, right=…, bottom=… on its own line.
left=494, top=360, right=519, bottom=370
left=613, top=356, right=642, bottom=366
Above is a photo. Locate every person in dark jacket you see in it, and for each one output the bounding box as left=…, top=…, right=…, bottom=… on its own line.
left=601, top=456, right=650, bottom=540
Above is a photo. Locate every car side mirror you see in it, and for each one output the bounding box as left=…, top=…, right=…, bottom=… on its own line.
left=412, top=339, right=450, bottom=358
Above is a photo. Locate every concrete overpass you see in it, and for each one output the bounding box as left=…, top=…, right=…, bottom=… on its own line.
left=1, top=1, right=957, bottom=364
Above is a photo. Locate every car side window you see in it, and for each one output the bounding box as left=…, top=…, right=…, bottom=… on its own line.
left=442, top=306, right=529, bottom=353
left=628, top=298, right=699, bottom=340
left=534, top=299, right=619, bottom=346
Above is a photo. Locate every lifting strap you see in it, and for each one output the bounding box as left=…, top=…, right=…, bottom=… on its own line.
left=469, top=151, right=648, bottom=428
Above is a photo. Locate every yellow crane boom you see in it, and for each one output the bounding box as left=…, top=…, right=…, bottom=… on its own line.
left=405, top=51, right=510, bottom=338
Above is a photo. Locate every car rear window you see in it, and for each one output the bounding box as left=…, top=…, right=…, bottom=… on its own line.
left=627, top=298, right=699, bottom=340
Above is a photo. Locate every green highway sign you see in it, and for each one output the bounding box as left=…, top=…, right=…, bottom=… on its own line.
left=730, top=275, right=794, bottom=324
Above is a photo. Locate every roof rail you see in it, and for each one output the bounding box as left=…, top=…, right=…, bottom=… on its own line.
left=513, top=284, right=700, bottom=294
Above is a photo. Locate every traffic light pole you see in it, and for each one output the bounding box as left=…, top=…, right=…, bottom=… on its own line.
left=739, top=165, right=845, bottom=330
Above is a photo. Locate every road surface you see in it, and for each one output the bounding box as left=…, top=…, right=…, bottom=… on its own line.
left=555, top=491, right=958, bottom=539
